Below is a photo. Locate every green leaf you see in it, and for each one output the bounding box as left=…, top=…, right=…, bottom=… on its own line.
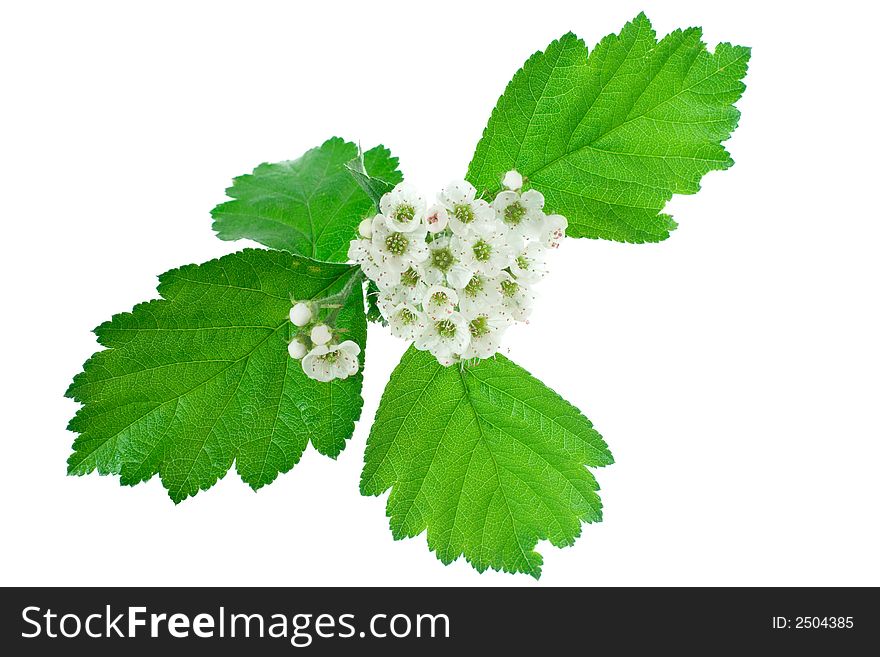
left=364, top=279, right=386, bottom=325
left=361, top=347, right=612, bottom=578
left=345, top=148, right=397, bottom=208
left=466, top=13, right=750, bottom=243
left=66, top=249, right=367, bottom=503
left=211, top=137, right=403, bottom=261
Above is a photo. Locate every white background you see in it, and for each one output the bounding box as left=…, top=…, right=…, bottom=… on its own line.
left=2, top=0, right=878, bottom=587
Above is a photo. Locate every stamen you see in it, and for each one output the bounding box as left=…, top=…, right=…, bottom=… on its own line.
left=385, top=232, right=409, bottom=256
left=395, top=204, right=415, bottom=223
left=472, top=240, right=492, bottom=262
left=501, top=279, right=519, bottom=297
left=431, top=247, right=455, bottom=272
left=469, top=316, right=490, bottom=338
left=401, top=268, right=420, bottom=287
left=436, top=319, right=457, bottom=338
left=504, top=202, right=527, bottom=225
left=397, top=309, right=416, bottom=325
left=464, top=276, right=484, bottom=297
left=453, top=204, right=475, bottom=224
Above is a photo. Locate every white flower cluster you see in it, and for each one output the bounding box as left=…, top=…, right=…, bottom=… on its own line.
left=348, top=170, right=567, bottom=366
left=286, top=301, right=361, bottom=382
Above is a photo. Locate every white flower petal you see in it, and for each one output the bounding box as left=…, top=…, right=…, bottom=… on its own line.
left=520, top=189, right=545, bottom=210
left=541, top=213, right=568, bottom=248
left=439, top=180, right=477, bottom=207
left=338, top=340, right=361, bottom=358
left=446, top=264, right=474, bottom=289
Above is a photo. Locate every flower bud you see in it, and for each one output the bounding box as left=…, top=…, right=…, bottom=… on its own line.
left=287, top=338, right=307, bottom=359
left=502, top=170, right=523, bottom=191
left=358, top=217, right=373, bottom=239
left=424, top=205, right=449, bottom=234
left=290, top=302, right=312, bottom=327
left=310, top=324, right=332, bottom=345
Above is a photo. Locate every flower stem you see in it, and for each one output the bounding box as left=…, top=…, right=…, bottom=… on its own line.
left=322, top=268, right=365, bottom=326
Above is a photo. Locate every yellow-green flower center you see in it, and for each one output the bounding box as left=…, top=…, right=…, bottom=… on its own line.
left=395, top=204, right=416, bottom=223
left=469, top=316, right=490, bottom=338
left=501, top=279, right=519, bottom=298
left=431, top=247, right=455, bottom=272
left=385, top=232, right=409, bottom=256
left=397, top=308, right=417, bottom=325
left=464, top=275, right=484, bottom=298
left=401, top=267, right=420, bottom=287
left=319, top=350, right=340, bottom=364
left=453, top=203, right=474, bottom=224
left=472, top=239, right=492, bottom=262
left=504, top=201, right=527, bottom=225
left=436, top=319, right=457, bottom=338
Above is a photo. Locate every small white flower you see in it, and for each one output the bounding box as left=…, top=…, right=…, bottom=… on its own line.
left=421, top=236, right=459, bottom=285
left=422, top=285, right=459, bottom=320
left=497, top=272, right=535, bottom=322
left=376, top=268, right=429, bottom=320
left=451, top=230, right=517, bottom=279
left=289, top=302, right=313, bottom=327
left=438, top=180, right=495, bottom=236
left=348, top=237, right=393, bottom=287
left=287, top=338, right=308, bottom=359
left=458, top=273, right=503, bottom=318
left=393, top=266, right=430, bottom=306
left=414, top=312, right=471, bottom=366
left=387, top=303, right=427, bottom=341
left=310, top=324, right=332, bottom=345
left=540, top=213, right=568, bottom=249
left=424, top=204, right=449, bottom=234
left=370, top=215, right=428, bottom=275
left=502, top=170, right=523, bottom=191
left=492, top=189, right=545, bottom=238
left=509, top=242, right=548, bottom=284
left=358, top=217, right=373, bottom=239
left=461, top=309, right=509, bottom=360
left=380, top=182, right=425, bottom=233
left=301, top=341, right=361, bottom=382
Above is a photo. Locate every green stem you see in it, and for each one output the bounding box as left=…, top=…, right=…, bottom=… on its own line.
left=323, top=268, right=365, bottom=326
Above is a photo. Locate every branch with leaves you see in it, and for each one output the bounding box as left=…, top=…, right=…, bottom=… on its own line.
left=66, top=13, right=749, bottom=578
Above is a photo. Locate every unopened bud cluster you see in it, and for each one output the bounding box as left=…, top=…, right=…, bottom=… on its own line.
left=347, top=171, right=567, bottom=366
left=287, top=301, right=361, bottom=382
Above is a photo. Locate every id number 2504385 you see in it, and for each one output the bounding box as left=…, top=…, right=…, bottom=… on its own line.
left=772, top=617, right=854, bottom=630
